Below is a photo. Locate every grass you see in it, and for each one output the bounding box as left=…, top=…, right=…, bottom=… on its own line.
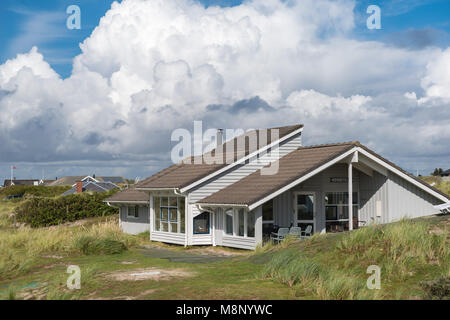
left=0, top=198, right=448, bottom=300
left=261, top=218, right=449, bottom=299
left=0, top=212, right=140, bottom=279
left=420, top=176, right=450, bottom=196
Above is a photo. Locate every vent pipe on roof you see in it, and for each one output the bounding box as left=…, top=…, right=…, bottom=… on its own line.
left=217, top=129, right=223, bottom=146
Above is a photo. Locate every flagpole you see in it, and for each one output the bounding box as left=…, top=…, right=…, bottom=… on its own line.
left=10, top=166, right=13, bottom=186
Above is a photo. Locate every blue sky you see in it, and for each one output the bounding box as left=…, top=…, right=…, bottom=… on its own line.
left=1, top=0, right=450, bottom=78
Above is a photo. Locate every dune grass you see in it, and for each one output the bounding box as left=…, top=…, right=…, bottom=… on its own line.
left=420, top=176, right=450, bottom=196
left=0, top=213, right=141, bottom=280
left=261, top=218, right=449, bottom=299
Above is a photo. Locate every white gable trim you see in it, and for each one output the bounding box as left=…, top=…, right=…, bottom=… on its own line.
left=247, top=147, right=357, bottom=210
left=179, top=127, right=303, bottom=193
left=356, top=147, right=449, bottom=203
left=81, top=175, right=99, bottom=183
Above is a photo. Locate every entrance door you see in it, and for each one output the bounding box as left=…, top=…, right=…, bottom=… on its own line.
left=294, top=192, right=316, bottom=233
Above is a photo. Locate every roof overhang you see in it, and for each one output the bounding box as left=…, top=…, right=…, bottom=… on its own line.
left=104, top=200, right=149, bottom=204
left=195, top=203, right=248, bottom=208
left=136, top=187, right=180, bottom=191
left=179, top=126, right=304, bottom=193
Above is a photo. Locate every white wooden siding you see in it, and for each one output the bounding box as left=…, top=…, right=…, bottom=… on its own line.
left=151, top=231, right=185, bottom=245
left=222, top=236, right=257, bottom=250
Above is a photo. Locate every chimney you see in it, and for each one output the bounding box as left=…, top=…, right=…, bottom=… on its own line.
left=217, top=129, right=223, bottom=146
left=76, top=181, right=83, bottom=194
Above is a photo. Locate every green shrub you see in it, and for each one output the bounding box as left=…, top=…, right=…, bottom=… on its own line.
left=420, top=276, right=450, bottom=300
left=0, top=185, right=70, bottom=198
left=14, top=191, right=118, bottom=227
left=73, top=235, right=127, bottom=255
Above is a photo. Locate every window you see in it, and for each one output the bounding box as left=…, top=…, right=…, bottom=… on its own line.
left=325, top=192, right=359, bottom=232
left=153, top=196, right=185, bottom=233
left=225, top=209, right=233, bottom=235
left=247, top=210, right=255, bottom=238
left=262, top=200, right=274, bottom=236
left=127, top=206, right=138, bottom=218
left=193, top=212, right=210, bottom=234
left=224, top=208, right=255, bottom=238
left=238, top=209, right=245, bottom=237
left=297, top=194, right=314, bottom=220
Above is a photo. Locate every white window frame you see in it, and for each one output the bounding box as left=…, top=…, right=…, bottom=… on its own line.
left=127, top=205, right=139, bottom=218
left=154, top=196, right=185, bottom=234
left=294, top=191, right=316, bottom=233
left=223, top=208, right=255, bottom=238
left=324, top=191, right=359, bottom=223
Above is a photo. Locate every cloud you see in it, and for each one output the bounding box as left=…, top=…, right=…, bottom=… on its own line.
left=0, top=0, right=449, bottom=179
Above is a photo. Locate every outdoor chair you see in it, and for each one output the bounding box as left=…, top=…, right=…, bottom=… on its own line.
left=301, top=225, right=313, bottom=238
left=288, top=226, right=302, bottom=239
left=270, top=227, right=289, bottom=243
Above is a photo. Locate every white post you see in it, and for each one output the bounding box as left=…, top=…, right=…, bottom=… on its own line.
left=212, top=211, right=216, bottom=246
left=348, top=162, right=353, bottom=231
left=10, top=166, right=13, bottom=185
left=149, top=194, right=153, bottom=239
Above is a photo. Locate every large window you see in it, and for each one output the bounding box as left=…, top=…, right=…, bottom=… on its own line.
left=225, top=209, right=234, bottom=235
left=325, top=192, right=358, bottom=232
left=153, top=196, right=185, bottom=234
left=224, top=208, right=255, bottom=238
left=194, top=212, right=210, bottom=234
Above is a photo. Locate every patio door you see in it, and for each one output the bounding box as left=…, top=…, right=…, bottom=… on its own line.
left=294, top=192, right=316, bottom=233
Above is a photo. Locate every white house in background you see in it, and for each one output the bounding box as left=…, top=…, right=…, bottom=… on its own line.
left=105, top=124, right=449, bottom=250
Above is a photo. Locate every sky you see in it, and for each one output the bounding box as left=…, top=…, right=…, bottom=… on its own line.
left=0, top=0, right=449, bottom=181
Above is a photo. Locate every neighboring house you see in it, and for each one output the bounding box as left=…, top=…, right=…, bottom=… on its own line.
left=62, top=180, right=120, bottom=196
left=105, top=124, right=450, bottom=250
left=440, top=169, right=450, bottom=182
left=49, top=175, right=127, bottom=186
left=4, top=179, right=40, bottom=187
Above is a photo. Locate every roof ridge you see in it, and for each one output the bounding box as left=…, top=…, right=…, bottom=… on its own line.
left=298, top=141, right=359, bottom=150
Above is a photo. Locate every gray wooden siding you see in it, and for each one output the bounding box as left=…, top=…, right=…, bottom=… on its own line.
left=386, top=171, right=441, bottom=220
left=119, top=205, right=150, bottom=235
left=359, top=171, right=389, bottom=225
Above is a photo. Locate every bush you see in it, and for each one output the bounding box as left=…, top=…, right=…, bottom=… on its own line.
left=14, top=191, right=118, bottom=227
left=0, top=185, right=70, bottom=198
left=421, top=276, right=450, bottom=300
left=74, top=235, right=127, bottom=255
